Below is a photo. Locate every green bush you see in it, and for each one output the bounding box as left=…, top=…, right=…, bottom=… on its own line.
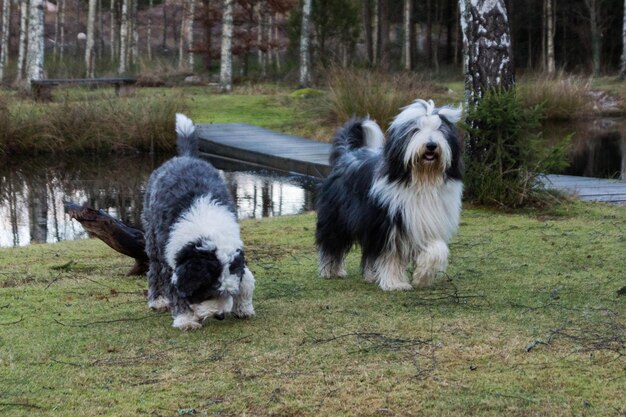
left=463, top=89, right=570, bottom=208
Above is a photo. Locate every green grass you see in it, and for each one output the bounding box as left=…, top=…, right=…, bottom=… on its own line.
left=1, top=202, right=624, bottom=416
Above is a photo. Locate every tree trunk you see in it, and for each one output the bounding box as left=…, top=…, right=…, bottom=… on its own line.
left=0, top=0, right=11, bottom=82
left=219, top=0, right=234, bottom=91
left=377, top=0, right=389, bottom=69
left=202, top=0, right=211, bottom=71
left=85, top=0, right=97, bottom=78
left=403, top=0, right=412, bottom=70
left=426, top=0, right=432, bottom=65
left=98, top=0, right=103, bottom=59
left=362, top=0, right=373, bottom=65
left=178, top=2, right=185, bottom=68
left=17, top=0, right=28, bottom=82
left=147, top=0, right=153, bottom=60
left=459, top=0, right=515, bottom=106
left=187, top=0, right=196, bottom=69
left=257, top=1, right=265, bottom=74
left=298, top=0, right=312, bottom=87
left=585, top=0, right=600, bottom=75
left=118, top=0, right=129, bottom=73
left=130, top=0, right=138, bottom=65
left=546, top=0, right=555, bottom=74
left=110, top=0, right=117, bottom=61
left=619, top=0, right=626, bottom=80
left=26, top=0, right=45, bottom=88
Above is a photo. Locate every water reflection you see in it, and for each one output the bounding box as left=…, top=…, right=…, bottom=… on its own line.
left=0, top=155, right=318, bottom=248
left=543, top=118, right=626, bottom=180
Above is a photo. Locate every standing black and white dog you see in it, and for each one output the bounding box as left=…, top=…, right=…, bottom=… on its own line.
left=316, top=100, right=463, bottom=291
left=142, top=114, right=255, bottom=330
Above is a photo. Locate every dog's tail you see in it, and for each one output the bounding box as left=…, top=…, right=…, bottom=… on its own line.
left=175, top=113, right=199, bottom=157
left=329, top=118, right=384, bottom=166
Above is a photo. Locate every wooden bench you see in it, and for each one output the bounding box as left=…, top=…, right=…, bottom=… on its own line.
left=30, top=77, right=138, bottom=100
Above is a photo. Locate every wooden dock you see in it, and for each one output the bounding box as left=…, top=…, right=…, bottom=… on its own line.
left=198, top=123, right=626, bottom=204
left=197, top=123, right=331, bottom=178
left=541, top=174, right=626, bottom=204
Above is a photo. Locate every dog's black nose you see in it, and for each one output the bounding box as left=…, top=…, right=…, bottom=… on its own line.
left=214, top=312, right=225, bottom=320
left=426, top=142, right=438, bottom=151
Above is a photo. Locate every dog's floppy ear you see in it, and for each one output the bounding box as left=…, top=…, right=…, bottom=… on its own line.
left=229, top=249, right=246, bottom=278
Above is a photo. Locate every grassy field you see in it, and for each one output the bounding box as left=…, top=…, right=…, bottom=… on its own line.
left=1, top=201, right=624, bottom=416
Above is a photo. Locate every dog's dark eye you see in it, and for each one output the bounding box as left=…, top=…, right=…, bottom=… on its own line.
left=229, top=250, right=245, bottom=277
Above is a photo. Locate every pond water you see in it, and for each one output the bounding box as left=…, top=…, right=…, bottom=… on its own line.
left=1, top=119, right=625, bottom=248
left=0, top=154, right=319, bottom=248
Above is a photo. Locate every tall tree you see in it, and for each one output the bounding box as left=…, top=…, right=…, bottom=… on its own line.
left=118, top=0, right=129, bottom=73
left=220, top=0, right=234, bottom=92
left=59, top=0, right=66, bottom=59
left=377, top=0, right=389, bottom=68
left=0, top=0, right=11, bottom=82
left=362, top=0, right=374, bottom=65
left=546, top=0, right=555, bottom=74
left=86, top=0, right=97, bottom=78
left=459, top=0, right=514, bottom=106
left=619, top=0, right=626, bottom=76
left=147, top=0, right=153, bottom=60
left=17, top=0, right=28, bottom=81
left=403, top=0, right=412, bottom=70
left=299, top=0, right=312, bottom=86
left=584, top=0, right=601, bottom=75
left=110, top=0, right=117, bottom=61
left=26, top=0, right=45, bottom=87
left=187, top=0, right=196, bottom=69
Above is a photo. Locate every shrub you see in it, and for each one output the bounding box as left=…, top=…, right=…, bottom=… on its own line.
left=326, top=67, right=447, bottom=130
left=463, top=89, right=570, bottom=208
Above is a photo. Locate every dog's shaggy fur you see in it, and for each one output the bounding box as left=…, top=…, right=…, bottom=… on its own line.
left=142, top=114, right=255, bottom=330
left=316, top=100, right=463, bottom=291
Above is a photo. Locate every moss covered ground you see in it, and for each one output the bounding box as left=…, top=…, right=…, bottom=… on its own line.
left=1, top=202, right=624, bottom=416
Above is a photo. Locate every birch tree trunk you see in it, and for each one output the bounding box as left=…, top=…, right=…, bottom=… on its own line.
left=118, top=0, right=129, bottom=73
left=178, top=2, right=185, bottom=68
left=17, top=0, right=28, bottom=82
left=619, top=0, right=626, bottom=77
left=26, top=0, right=45, bottom=88
left=403, top=0, right=412, bottom=70
left=0, top=0, right=11, bottom=82
left=187, top=0, right=196, bottom=69
left=298, top=0, right=312, bottom=87
left=98, top=0, right=103, bottom=59
left=130, top=0, right=138, bottom=64
left=53, top=0, right=59, bottom=56
left=85, top=0, right=97, bottom=78
left=147, top=0, right=153, bottom=60
left=110, top=0, right=117, bottom=61
left=219, top=0, right=234, bottom=92
left=459, top=0, right=514, bottom=106
left=59, top=0, right=65, bottom=60
left=546, top=0, right=555, bottom=74
left=257, top=1, right=265, bottom=75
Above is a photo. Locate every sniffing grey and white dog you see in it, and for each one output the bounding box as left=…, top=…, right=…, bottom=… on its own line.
left=315, top=100, right=463, bottom=291
left=142, top=114, right=255, bottom=330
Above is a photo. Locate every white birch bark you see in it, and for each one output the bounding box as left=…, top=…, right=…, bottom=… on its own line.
left=0, top=0, right=11, bottom=82
left=26, top=0, right=45, bottom=87
left=459, top=0, right=514, bottom=106
left=147, top=0, right=153, bottom=60
left=59, top=0, right=65, bottom=60
left=17, top=0, right=28, bottom=81
left=118, top=0, right=129, bottom=73
left=546, top=0, right=555, bottom=74
left=219, top=0, right=233, bottom=92
left=272, top=13, right=280, bottom=70
left=403, top=0, right=412, bottom=70
left=187, top=0, right=195, bottom=69
left=298, top=0, right=312, bottom=87
left=85, top=0, right=97, bottom=78
left=620, top=0, right=626, bottom=79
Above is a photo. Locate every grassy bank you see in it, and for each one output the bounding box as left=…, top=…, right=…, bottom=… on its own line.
left=1, top=202, right=624, bottom=416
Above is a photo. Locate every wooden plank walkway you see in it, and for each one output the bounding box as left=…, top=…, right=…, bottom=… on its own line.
left=198, top=123, right=626, bottom=204
left=541, top=174, right=626, bottom=204
left=196, top=123, right=331, bottom=178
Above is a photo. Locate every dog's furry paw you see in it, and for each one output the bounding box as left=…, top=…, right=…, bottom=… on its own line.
left=172, top=313, right=202, bottom=330
left=148, top=296, right=170, bottom=312
left=233, top=306, right=255, bottom=319
left=379, top=281, right=413, bottom=291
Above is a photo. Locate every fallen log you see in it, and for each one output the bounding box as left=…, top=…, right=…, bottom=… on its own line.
left=64, top=202, right=148, bottom=276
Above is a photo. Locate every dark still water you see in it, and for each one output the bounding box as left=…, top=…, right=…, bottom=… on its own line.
left=0, top=154, right=319, bottom=248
